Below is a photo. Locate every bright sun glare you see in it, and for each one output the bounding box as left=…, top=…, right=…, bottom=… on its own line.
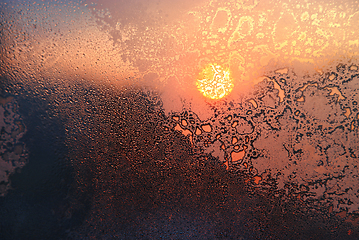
left=196, top=64, right=234, bottom=100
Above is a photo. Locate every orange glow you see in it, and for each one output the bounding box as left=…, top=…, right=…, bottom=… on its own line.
left=196, top=64, right=234, bottom=100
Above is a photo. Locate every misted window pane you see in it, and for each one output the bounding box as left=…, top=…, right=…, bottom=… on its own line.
left=1, top=0, right=358, bottom=239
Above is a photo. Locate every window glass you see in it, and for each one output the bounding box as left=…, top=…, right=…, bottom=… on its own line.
left=1, top=0, right=358, bottom=238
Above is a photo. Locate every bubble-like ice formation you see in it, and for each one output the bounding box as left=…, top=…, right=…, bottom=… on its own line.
left=0, top=97, right=28, bottom=196
left=170, top=61, right=359, bottom=213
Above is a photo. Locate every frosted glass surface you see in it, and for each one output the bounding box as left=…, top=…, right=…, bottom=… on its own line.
left=1, top=0, right=358, bottom=239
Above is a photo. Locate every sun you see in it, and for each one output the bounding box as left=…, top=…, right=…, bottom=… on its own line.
left=196, top=64, right=234, bottom=100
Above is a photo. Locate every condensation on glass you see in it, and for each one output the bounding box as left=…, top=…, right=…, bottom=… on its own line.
left=1, top=0, right=359, bottom=238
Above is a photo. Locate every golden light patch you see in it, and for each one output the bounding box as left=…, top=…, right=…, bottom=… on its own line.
left=196, top=64, right=234, bottom=100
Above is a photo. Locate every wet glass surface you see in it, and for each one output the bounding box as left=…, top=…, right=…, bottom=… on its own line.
left=1, top=0, right=359, bottom=239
